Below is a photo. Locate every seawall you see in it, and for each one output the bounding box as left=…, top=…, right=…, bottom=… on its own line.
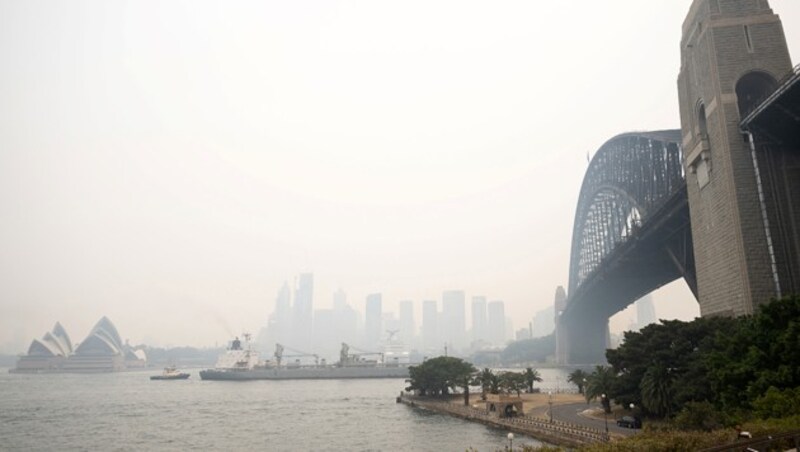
left=398, top=394, right=607, bottom=448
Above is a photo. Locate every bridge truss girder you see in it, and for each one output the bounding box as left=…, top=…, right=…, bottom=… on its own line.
left=560, top=130, right=697, bottom=364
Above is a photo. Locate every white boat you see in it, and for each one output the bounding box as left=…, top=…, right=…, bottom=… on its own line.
left=150, top=366, right=190, bottom=380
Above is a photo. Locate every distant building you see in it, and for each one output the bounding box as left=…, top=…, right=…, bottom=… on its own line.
left=14, top=322, right=72, bottom=372
left=312, top=309, right=338, bottom=359
left=515, top=327, right=532, bottom=341
left=333, top=288, right=347, bottom=311
left=531, top=306, right=555, bottom=338
left=471, top=296, right=488, bottom=344
left=636, top=295, right=657, bottom=330
left=487, top=301, right=505, bottom=346
left=332, top=289, right=358, bottom=347
left=262, top=281, right=292, bottom=348
left=292, top=273, right=314, bottom=350
left=442, top=290, right=466, bottom=351
left=364, top=293, right=382, bottom=349
left=398, top=300, right=415, bottom=347
left=421, top=300, right=438, bottom=353
left=14, top=317, right=146, bottom=373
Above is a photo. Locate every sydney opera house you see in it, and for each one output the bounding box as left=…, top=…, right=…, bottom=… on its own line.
left=13, top=317, right=146, bottom=373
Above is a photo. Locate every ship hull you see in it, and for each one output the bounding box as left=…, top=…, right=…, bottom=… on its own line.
left=199, top=366, right=409, bottom=381
left=150, top=373, right=190, bottom=380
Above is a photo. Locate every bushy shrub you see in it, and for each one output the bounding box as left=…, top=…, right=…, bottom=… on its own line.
left=673, top=401, right=725, bottom=431
left=751, top=386, right=800, bottom=419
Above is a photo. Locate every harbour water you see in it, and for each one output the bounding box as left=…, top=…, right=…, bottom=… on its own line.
left=0, top=367, right=573, bottom=451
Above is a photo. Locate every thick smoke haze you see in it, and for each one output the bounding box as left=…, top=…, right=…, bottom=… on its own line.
left=1, top=1, right=799, bottom=351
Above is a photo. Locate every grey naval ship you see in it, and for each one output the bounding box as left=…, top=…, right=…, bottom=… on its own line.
left=199, top=336, right=410, bottom=381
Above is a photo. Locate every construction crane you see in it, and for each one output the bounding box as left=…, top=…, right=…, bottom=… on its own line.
left=385, top=329, right=399, bottom=342
left=274, top=343, right=319, bottom=367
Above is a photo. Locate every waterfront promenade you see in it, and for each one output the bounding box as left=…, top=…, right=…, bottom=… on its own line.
left=398, top=393, right=610, bottom=448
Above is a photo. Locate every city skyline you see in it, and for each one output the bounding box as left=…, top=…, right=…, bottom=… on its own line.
left=2, top=1, right=799, bottom=352
left=258, top=273, right=519, bottom=358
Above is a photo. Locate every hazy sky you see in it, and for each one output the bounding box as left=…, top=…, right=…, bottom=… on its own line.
left=2, top=1, right=799, bottom=351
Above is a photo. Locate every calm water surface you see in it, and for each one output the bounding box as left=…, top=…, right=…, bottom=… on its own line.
left=0, top=367, right=572, bottom=451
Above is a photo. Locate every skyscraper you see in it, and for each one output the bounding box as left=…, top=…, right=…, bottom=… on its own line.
left=636, top=294, right=656, bottom=330
left=471, top=296, right=487, bottom=344
left=487, top=300, right=505, bottom=346
left=442, top=290, right=466, bottom=351
left=333, top=288, right=347, bottom=311
left=330, top=289, right=358, bottom=352
left=262, top=281, right=292, bottom=348
left=532, top=306, right=555, bottom=338
left=398, top=300, right=414, bottom=347
left=292, top=273, right=314, bottom=350
left=364, top=293, right=382, bottom=349
left=421, top=300, right=438, bottom=353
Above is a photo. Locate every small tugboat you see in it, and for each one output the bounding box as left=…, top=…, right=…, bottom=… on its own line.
left=150, top=366, right=190, bottom=380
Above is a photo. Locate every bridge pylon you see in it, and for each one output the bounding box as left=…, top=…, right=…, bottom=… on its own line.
left=678, top=0, right=798, bottom=315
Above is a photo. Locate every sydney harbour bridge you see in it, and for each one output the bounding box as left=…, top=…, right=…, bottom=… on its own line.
left=556, top=0, right=800, bottom=364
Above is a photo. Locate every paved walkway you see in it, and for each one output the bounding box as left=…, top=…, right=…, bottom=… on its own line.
left=529, top=401, right=639, bottom=438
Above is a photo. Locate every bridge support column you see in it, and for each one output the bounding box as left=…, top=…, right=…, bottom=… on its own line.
left=557, top=312, right=609, bottom=365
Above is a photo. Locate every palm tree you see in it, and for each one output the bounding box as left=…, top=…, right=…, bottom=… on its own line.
left=640, top=364, right=674, bottom=417
left=586, top=365, right=616, bottom=413
left=476, top=368, right=494, bottom=400
left=499, top=372, right=526, bottom=396
left=489, top=373, right=501, bottom=395
left=567, top=369, right=589, bottom=395
left=523, top=367, right=543, bottom=393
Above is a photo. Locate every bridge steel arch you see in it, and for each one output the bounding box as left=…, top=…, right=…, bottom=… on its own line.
left=557, top=130, right=698, bottom=364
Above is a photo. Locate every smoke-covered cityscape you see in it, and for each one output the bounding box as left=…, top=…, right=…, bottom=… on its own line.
left=2, top=0, right=800, bottom=450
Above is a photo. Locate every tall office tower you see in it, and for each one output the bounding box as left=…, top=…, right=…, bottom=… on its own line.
left=531, top=306, right=555, bottom=338
left=312, top=308, right=338, bottom=360
left=330, top=289, right=358, bottom=348
left=292, top=273, right=314, bottom=350
left=471, top=296, right=488, bottom=344
left=262, top=281, right=292, bottom=348
left=398, top=300, right=415, bottom=346
left=421, top=300, right=438, bottom=353
left=441, top=290, right=466, bottom=351
left=333, top=288, right=347, bottom=311
left=487, top=300, right=505, bottom=346
left=636, top=294, right=656, bottom=330
left=364, top=293, right=382, bottom=349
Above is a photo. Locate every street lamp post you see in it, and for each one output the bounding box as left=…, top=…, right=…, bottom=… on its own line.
left=601, top=394, right=609, bottom=441
left=507, top=432, right=514, bottom=450
left=548, top=391, right=553, bottom=423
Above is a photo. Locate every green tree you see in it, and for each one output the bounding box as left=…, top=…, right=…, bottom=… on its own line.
left=751, top=386, right=800, bottom=419
left=499, top=334, right=555, bottom=364
left=640, top=364, right=675, bottom=417
left=523, top=367, right=543, bottom=393
left=489, top=373, right=501, bottom=395
left=673, top=401, right=725, bottom=432
left=707, top=295, right=800, bottom=411
left=586, top=365, right=616, bottom=413
left=567, top=369, right=589, bottom=395
left=499, top=371, right=527, bottom=396
left=405, top=356, right=476, bottom=397
left=475, top=368, right=494, bottom=400
left=606, top=316, right=736, bottom=414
